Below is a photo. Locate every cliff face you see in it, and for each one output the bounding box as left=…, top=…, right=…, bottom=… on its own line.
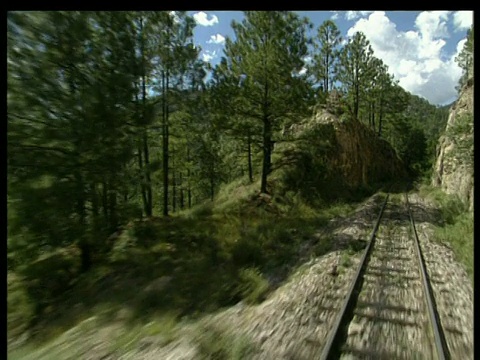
left=276, top=107, right=408, bottom=202
left=432, top=80, right=474, bottom=211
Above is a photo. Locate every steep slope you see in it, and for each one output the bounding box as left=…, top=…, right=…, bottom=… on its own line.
left=432, top=79, right=474, bottom=210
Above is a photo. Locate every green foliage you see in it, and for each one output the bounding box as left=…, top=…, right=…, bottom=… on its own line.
left=311, top=20, right=342, bottom=92
left=213, top=11, right=314, bottom=193
left=340, top=252, right=353, bottom=268
left=111, top=313, right=179, bottom=353
left=8, top=273, right=35, bottom=341
left=195, top=323, right=256, bottom=360
left=419, top=185, right=469, bottom=225
left=8, top=12, right=450, bottom=357
left=236, top=268, right=271, bottom=304
left=336, top=31, right=375, bottom=119
left=419, top=185, right=473, bottom=282
left=384, top=118, right=428, bottom=176
left=455, top=25, right=474, bottom=89
left=444, top=113, right=473, bottom=169
left=434, top=212, right=473, bottom=282
left=231, top=235, right=265, bottom=269
left=7, top=10, right=207, bottom=276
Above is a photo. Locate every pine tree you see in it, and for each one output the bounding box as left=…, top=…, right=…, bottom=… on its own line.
left=455, top=25, right=474, bottom=89
left=215, top=11, right=312, bottom=194
left=336, top=31, right=374, bottom=120
left=311, top=20, right=342, bottom=93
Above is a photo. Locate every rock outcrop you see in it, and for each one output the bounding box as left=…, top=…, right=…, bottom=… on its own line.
left=432, top=79, right=474, bottom=211
left=277, top=102, right=408, bottom=201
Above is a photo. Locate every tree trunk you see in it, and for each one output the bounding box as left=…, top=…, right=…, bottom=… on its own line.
left=354, top=84, right=359, bottom=119
left=90, top=182, right=100, bottom=243
left=371, top=102, right=376, bottom=132
left=260, top=55, right=271, bottom=194
left=368, top=104, right=372, bottom=129
left=79, top=242, right=91, bottom=273
left=139, top=16, right=152, bottom=217
left=162, top=70, right=169, bottom=217
left=187, top=147, right=191, bottom=209
left=90, top=182, right=99, bottom=220
left=108, top=185, right=118, bottom=231
left=172, top=171, right=176, bottom=213
left=76, top=173, right=91, bottom=273
left=179, top=172, right=184, bottom=210
left=142, top=131, right=152, bottom=217
left=102, top=181, right=109, bottom=222
left=210, top=170, right=215, bottom=201
left=378, top=99, right=384, bottom=137
left=354, top=63, right=359, bottom=120
left=137, top=145, right=148, bottom=217
left=247, top=130, right=253, bottom=183
left=325, top=54, right=329, bottom=93
left=260, top=116, right=272, bottom=194
left=188, top=187, right=192, bottom=209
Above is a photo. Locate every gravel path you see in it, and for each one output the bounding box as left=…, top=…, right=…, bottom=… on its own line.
left=340, top=196, right=435, bottom=359
left=408, top=193, right=474, bottom=359
left=200, top=192, right=473, bottom=360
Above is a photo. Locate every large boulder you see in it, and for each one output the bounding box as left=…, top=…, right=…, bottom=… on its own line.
left=275, top=106, right=408, bottom=202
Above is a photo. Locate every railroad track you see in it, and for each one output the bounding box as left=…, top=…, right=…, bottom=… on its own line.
left=320, top=193, right=450, bottom=360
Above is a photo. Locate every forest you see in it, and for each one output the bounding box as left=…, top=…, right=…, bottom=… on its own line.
left=8, top=11, right=471, bottom=357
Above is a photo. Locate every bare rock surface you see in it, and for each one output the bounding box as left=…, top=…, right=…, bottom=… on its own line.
left=432, top=80, right=474, bottom=211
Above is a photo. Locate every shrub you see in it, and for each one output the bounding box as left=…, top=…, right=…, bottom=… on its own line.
left=236, top=268, right=270, bottom=304
left=434, top=212, right=473, bottom=282
left=8, top=273, right=35, bottom=341
left=195, top=323, right=255, bottom=360
left=231, top=235, right=265, bottom=269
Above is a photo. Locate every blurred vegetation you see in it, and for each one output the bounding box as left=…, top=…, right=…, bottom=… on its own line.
left=8, top=177, right=362, bottom=356
left=418, top=185, right=473, bottom=283
left=8, top=10, right=464, bottom=359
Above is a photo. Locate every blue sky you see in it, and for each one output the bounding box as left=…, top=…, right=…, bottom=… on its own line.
left=187, top=10, right=473, bottom=106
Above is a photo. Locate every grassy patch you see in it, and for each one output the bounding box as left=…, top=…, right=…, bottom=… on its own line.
left=418, top=185, right=469, bottom=224
left=8, top=182, right=374, bottom=357
left=339, top=251, right=353, bottom=268
left=418, top=185, right=473, bottom=282
left=194, top=323, right=256, bottom=360
left=111, top=312, right=179, bottom=353
left=434, top=212, right=473, bottom=281
left=8, top=313, right=180, bottom=360
left=236, top=268, right=270, bottom=304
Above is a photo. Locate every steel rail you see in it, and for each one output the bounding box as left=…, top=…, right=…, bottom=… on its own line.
left=319, top=193, right=390, bottom=360
left=405, top=193, right=450, bottom=360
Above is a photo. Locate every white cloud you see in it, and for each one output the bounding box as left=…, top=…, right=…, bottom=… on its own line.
left=299, top=67, right=307, bottom=76
left=456, top=38, right=467, bottom=53
left=202, top=50, right=218, bottom=62
left=346, top=11, right=464, bottom=105
left=345, top=11, right=373, bottom=21
left=414, top=11, right=450, bottom=40
left=452, top=11, right=473, bottom=32
left=331, top=11, right=339, bottom=20
left=207, top=34, right=225, bottom=45
left=193, top=11, right=219, bottom=27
